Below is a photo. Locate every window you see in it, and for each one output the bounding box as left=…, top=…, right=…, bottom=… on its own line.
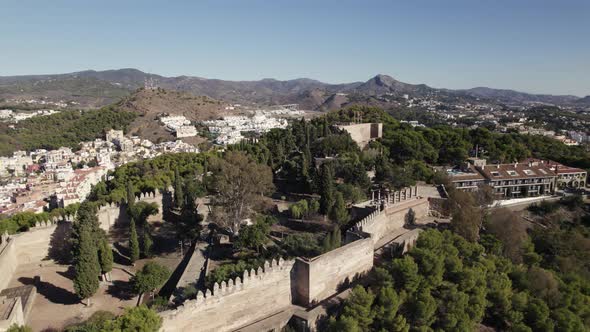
left=523, top=169, right=535, bottom=176
left=491, top=171, right=500, bottom=176
left=507, top=170, right=518, bottom=176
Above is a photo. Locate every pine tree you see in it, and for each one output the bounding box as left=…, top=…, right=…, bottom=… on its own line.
left=127, top=182, right=135, bottom=207
left=129, top=218, right=140, bottom=264
left=141, top=225, right=153, bottom=258
left=98, top=234, right=113, bottom=281
left=341, top=285, right=375, bottom=330
left=73, top=225, right=100, bottom=305
left=174, top=168, right=184, bottom=209
left=330, top=192, right=349, bottom=225
left=391, top=314, right=410, bottom=332
left=319, top=163, right=335, bottom=215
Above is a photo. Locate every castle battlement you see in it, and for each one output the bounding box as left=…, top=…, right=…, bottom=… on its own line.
left=352, top=209, right=381, bottom=232
left=165, top=258, right=294, bottom=316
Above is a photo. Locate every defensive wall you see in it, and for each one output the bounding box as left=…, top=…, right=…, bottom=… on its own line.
left=0, top=191, right=165, bottom=282
left=96, top=191, right=164, bottom=230
left=292, top=232, right=374, bottom=306
left=0, top=223, right=63, bottom=291
left=160, top=235, right=376, bottom=332
left=336, top=123, right=383, bottom=149
left=159, top=187, right=430, bottom=332
left=0, top=191, right=165, bottom=300
left=352, top=188, right=429, bottom=247
left=0, top=191, right=167, bottom=330
left=161, top=258, right=296, bottom=332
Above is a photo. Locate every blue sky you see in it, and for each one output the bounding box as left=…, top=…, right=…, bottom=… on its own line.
left=1, top=0, right=589, bottom=96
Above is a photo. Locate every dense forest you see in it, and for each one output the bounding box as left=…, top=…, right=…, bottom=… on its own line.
left=0, top=107, right=136, bottom=156
left=324, top=197, right=590, bottom=332
left=229, top=106, right=590, bottom=191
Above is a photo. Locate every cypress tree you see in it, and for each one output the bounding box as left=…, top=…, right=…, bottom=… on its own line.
left=72, top=202, right=101, bottom=264
left=323, top=116, right=330, bottom=137
left=141, top=225, right=153, bottom=258
left=129, top=218, right=140, bottom=264
left=319, top=163, right=335, bottom=215
left=127, top=182, right=135, bottom=207
left=98, top=234, right=113, bottom=282
left=174, top=168, right=184, bottom=209
left=330, top=192, right=349, bottom=225
left=322, top=233, right=332, bottom=253
left=73, top=225, right=100, bottom=305
left=331, top=228, right=342, bottom=249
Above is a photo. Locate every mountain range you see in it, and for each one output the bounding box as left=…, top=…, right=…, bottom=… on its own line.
left=0, top=68, right=588, bottom=110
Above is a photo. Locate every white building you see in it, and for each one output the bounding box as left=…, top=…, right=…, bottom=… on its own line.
left=175, top=125, right=198, bottom=138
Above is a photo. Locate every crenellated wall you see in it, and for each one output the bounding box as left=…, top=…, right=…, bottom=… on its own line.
left=160, top=232, right=376, bottom=331
left=352, top=197, right=429, bottom=246
left=160, top=258, right=296, bottom=332
left=97, top=203, right=124, bottom=231
left=96, top=191, right=164, bottom=230
left=137, top=192, right=164, bottom=222
left=157, top=189, right=434, bottom=331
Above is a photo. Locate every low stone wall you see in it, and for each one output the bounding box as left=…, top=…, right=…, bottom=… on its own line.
left=293, top=233, right=374, bottom=306
left=160, top=258, right=295, bottom=332
left=0, top=296, right=24, bottom=332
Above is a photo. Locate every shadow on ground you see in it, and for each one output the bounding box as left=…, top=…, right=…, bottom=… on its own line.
left=18, top=277, right=78, bottom=305
left=106, top=280, right=135, bottom=301
left=56, top=266, right=75, bottom=280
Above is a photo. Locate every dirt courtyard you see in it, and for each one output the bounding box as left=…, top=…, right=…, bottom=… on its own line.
left=8, top=262, right=138, bottom=332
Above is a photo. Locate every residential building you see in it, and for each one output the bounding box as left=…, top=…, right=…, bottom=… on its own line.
left=446, top=158, right=583, bottom=199
left=447, top=160, right=486, bottom=191
left=523, top=158, right=587, bottom=190
left=478, top=161, right=556, bottom=198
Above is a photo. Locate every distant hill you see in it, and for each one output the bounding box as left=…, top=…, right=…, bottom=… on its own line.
left=115, top=88, right=232, bottom=144
left=460, top=87, right=580, bottom=105
left=0, top=68, right=586, bottom=110
left=574, top=95, right=590, bottom=105
left=352, top=74, right=436, bottom=97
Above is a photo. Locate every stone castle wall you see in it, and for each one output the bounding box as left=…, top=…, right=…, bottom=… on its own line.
left=293, top=233, right=374, bottom=306
left=336, top=123, right=383, bottom=149
left=157, top=190, right=432, bottom=332
left=0, top=192, right=165, bottom=292
left=0, top=222, right=62, bottom=290
left=97, top=191, right=164, bottom=230
left=352, top=197, right=429, bottom=246
left=0, top=237, right=17, bottom=291
left=160, top=233, right=376, bottom=331
left=160, top=258, right=296, bottom=332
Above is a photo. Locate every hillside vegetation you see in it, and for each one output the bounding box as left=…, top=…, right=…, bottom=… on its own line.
left=325, top=197, right=590, bottom=332
left=0, top=107, right=136, bottom=156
